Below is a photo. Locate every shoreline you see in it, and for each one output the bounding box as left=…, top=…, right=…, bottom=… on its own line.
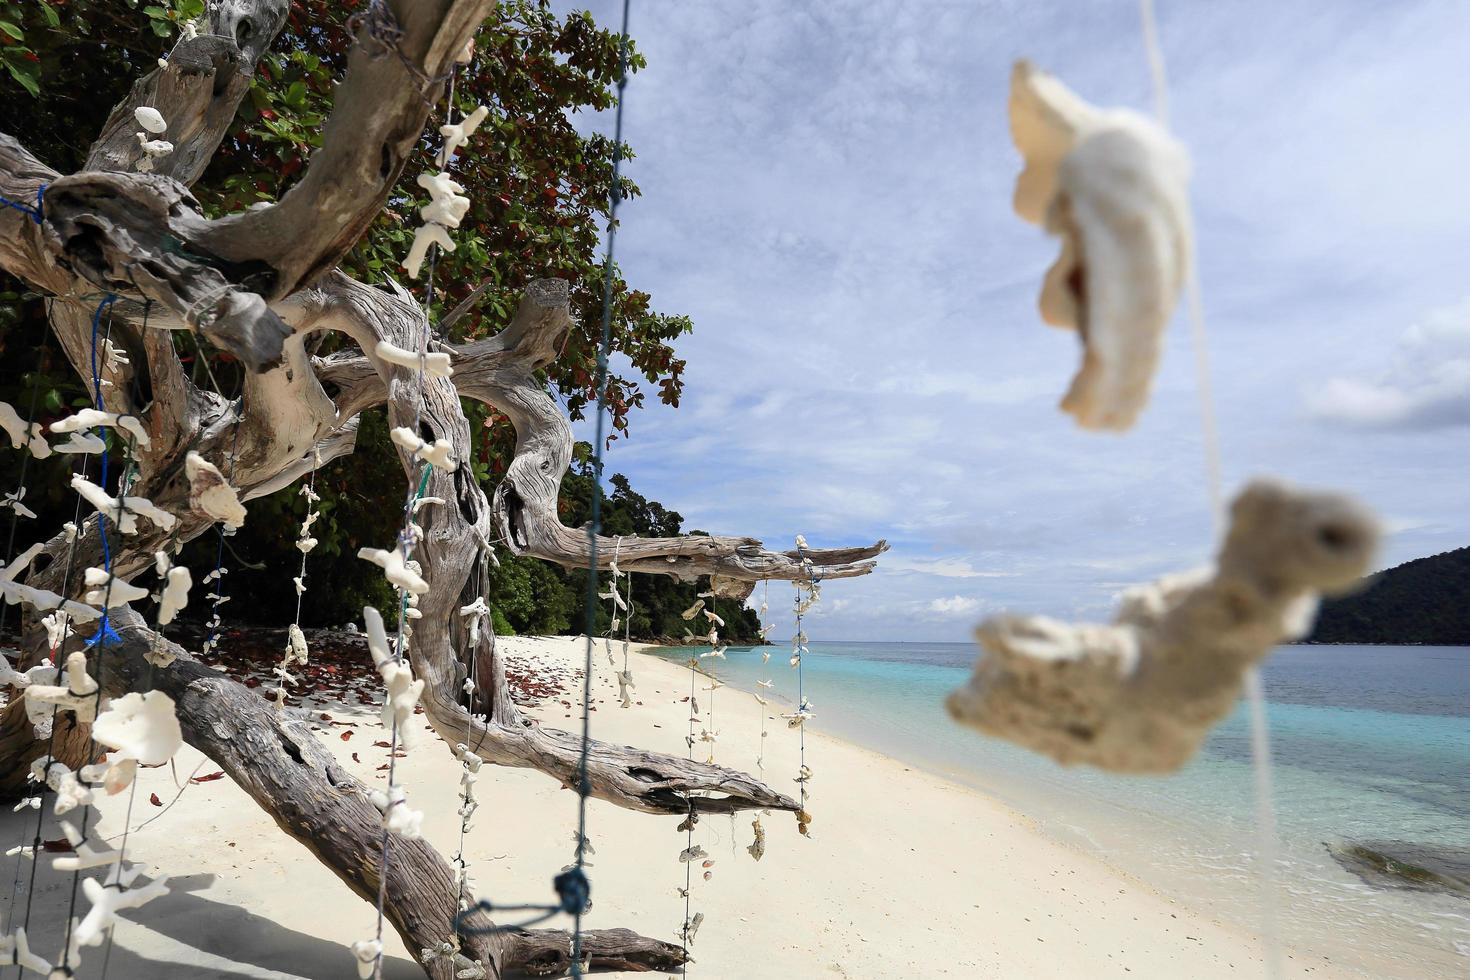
left=5, top=634, right=1370, bottom=978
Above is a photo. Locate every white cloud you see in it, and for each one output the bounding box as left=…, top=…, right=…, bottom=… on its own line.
left=563, top=0, right=1470, bottom=640
left=925, top=596, right=982, bottom=618
left=883, top=555, right=1019, bottom=579
left=1308, top=301, right=1470, bottom=429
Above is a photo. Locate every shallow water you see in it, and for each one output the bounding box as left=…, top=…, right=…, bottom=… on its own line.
left=648, top=641, right=1470, bottom=978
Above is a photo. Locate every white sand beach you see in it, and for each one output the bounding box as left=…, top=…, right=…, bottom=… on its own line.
left=7, top=636, right=1361, bottom=979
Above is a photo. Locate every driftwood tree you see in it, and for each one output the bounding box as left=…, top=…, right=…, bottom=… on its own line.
left=0, top=2, right=885, bottom=976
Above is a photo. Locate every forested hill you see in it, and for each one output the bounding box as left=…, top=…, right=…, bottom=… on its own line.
left=485, top=460, right=766, bottom=644
left=1303, top=546, right=1470, bottom=646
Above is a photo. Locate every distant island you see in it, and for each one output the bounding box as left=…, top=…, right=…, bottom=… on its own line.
left=1303, top=546, right=1470, bottom=646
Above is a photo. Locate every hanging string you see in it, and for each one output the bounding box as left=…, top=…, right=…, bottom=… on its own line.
left=96, top=303, right=175, bottom=980
left=791, top=544, right=819, bottom=837
left=567, top=2, right=633, bottom=972
left=679, top=652, right=698, bottom=974
left=451, top=4, right=632, bottom=966
left=754, top=580, right=771, bottom=773
left=9, top=301, right=123, bottom=975
left=1136, top=3, right=1279, bottom=976
left=0, top=301, right=59, bottom=943
left=56, top=293, right=142, bottom=975
left=370, top=59, right=463, bottom=978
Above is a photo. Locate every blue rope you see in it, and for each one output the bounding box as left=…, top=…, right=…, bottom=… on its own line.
left=567, top=2, right=633, bottom=973
left=85, top=294, right=121, bottom=648
left=0, top=184, right=44, bottom=224
left=452, top=4, right=633, bottom=968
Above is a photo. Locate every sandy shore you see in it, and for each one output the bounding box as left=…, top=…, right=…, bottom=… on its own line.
left=2, top=635, right=1362, bottom=978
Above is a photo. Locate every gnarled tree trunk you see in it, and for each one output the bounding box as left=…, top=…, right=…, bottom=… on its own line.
left=0, top=1, right=885, bottom=975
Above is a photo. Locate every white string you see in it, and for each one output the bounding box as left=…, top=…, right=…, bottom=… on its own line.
left=1137, top=3, right=1280, bottom=976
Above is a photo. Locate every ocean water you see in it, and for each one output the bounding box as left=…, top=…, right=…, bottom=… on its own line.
left=648, top=641, right=1470, bottom=978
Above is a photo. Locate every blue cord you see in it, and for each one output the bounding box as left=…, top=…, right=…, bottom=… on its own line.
left=85, top=294, right=121, bottom=648
left=0, top=185, right=44, bottom=224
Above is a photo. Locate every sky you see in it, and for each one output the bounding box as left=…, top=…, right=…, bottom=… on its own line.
left=560, top=0, right=1470, bottom=642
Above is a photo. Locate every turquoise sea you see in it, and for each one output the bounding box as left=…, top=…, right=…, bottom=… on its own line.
left=649, top=641, right=1470, bottom=978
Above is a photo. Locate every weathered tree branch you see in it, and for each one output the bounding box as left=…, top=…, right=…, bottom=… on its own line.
left=336, top=275, right=803, bottom=815
left=87, top=3, right=292, bottom=182
left=314, top=277, right=889, bottom=588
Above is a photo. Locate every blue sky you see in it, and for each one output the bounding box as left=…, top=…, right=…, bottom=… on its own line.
left=564, top=0, right=1470, bottom=642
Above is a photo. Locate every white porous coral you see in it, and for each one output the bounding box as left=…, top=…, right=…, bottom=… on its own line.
left=389, top=426, right=457, bottom=471
left=82, top=566, right=149, bottom=607
left=0, top=401, right=51, bottom=458
left=74, top=865, right=170, bottom=951
left=50, top=408, right=151, bottom=450
left=947, top=479, right=1380, bottom=772
left=369, top=783, right=424, bottom=839
left=373, top=340, right=453, bottom=378
left=1008, top=60, right=1192, bottom=431
left=436, top=104, right=489, bottom=168
left=25, top=651, right=100, bottom=724
left=158, top=564, right=192, bottom=625
left=357, top=547, right=428, bottom=596
left=363, top=606, right=425, bottom=744
left=350, top=939, right=382, bottom=979
left=70, top=475, right=176, bottom=535
left=92, top=691, right=183, bottom=767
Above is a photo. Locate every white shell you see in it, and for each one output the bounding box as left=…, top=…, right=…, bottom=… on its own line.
left=185, top=451, right=247, bottom=528
left=134, top=106, right=167, bottom=134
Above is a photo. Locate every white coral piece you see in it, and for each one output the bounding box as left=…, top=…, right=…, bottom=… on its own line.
left=70, top=475, right=176, bottom=535
left=0, top=928, right=51, bottom=974
left=369, top=783, right=423, bottom=839
left=50, top=408, right=150, bottom=450
left=135, top=134, right=174, bottom=172
left=82, top=567, right=149, bottom=607
left=402, top=222, right=455, bottom=279
left=158, top=564, right=192, bottom=625
left=363, top=606, right=425, bottom=743
left=25, top=652, right=100, bottom=724
left=0, top=401, right=50, bottom=458
left=350, top=939, right=382, bottom=979
left=373, top=340, right=453, bottom=378
left=1008, top=60, right=1192, bottom=431
left=91, top=690, right=182, bottom=767
left=358, top=547, right=429, bottom=596
left=417, top=170, right=471, bottom=228
left=436, top=104, right=489, bottom=168
left=947, top=479, right=1380, bottom=772
left=74, top=864, right=170, bottom=950
left=389, top=426, right=457, bottom=471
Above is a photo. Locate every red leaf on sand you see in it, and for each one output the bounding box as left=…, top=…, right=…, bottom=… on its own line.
left=340, top=730, right=353, bottom=741
left=149, top=793, right=162, bottom=807
left=352, top=753, right=361, bottom=763
left=190, top=771, right=225, bottom=784
left=373, top=741, right=392, bottom=748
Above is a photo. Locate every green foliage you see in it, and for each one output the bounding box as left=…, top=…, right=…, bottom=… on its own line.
left=1306, top=547, right=1470, bottom=646
left=0, top=2, right=713, bottom=635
